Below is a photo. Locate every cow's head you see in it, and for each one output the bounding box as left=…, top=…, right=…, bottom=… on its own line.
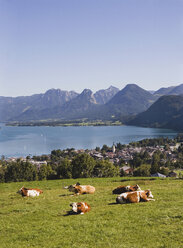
left=70, top=202, right=78, bottom=212
left=145, top=190, right=154, bottom=198
left=17, top=186, right=24, bottom=194
left=126, top=185, right=131, bottom=191
left=134, top=184, right=141, bottom=191
left=128, top=184, right=141, bottom=191
left=66, top=182, right=80, bottom=192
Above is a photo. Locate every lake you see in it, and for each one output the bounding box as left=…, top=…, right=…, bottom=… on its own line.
left=0, top=124, right=177, bottom=157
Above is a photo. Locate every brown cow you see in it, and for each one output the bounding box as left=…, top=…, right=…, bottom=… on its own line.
left=65, top=182, right=95, bottom=195
left=116, top=190, right=155, bottom=204
left=112, top=184, right=141, bottom=194
left=17, top=186, right=43, bottom=197
left=70, top=202, right=91, bottom=214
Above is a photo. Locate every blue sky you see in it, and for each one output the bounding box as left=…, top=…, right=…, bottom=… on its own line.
left=0, top=0, right=183, bottom=96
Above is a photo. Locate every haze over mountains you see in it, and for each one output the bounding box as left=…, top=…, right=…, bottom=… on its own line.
left=1, top=83, right=183, bottom=131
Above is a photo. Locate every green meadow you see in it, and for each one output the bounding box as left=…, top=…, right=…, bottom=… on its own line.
left=0, top=178, right=183, bottom=248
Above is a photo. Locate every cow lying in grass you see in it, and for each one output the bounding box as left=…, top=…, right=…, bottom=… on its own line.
left=116, top=190, right=155, bottom=204
left=64, top=182, right=95, bottom=195
left=70, top=202, right=91, bottom=214
left=17, top=186, right=43, bottom=197
left=112, top=184, right=141, bottom=194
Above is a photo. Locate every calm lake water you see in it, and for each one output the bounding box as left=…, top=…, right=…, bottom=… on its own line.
left=0, top=124, right=177, bottom=157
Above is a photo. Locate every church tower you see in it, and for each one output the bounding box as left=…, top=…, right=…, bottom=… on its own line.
left=112, top=143, right=116, bottom=153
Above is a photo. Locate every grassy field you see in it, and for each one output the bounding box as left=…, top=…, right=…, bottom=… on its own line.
left=0, top=177, right=183, bottom=248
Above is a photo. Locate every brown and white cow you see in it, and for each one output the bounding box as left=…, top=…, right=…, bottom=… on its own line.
left=65, top=182, right=95, bottom=195
left=116, top=190, right=155, bottom=204
left=17, top=186, right=43, bottom=197
left=112, top=184, right=141, bottom=194
left=70, top=202, right=91, bottom=214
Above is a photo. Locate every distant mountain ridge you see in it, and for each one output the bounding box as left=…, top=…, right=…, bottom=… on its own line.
left=127, top=95, right=183, bottom=131
left=154, top=86, right=176, bottom=96
left=13, top=89, right=98, bottom=121
left=0, top=89, right=79, bottom=121
left=0, top=86, right=120, bottom=121
left=154, top=83, right=183, bottom=96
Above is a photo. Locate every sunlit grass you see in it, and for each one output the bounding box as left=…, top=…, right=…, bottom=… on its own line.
left=0, top=177, right=183, bottom=248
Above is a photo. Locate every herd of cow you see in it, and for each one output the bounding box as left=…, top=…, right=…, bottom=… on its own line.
left=17, top=183, right=155, bottom=215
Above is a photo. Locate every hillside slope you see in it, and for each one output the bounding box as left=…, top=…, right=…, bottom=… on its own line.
left=127, top=95, right=183, bottom=131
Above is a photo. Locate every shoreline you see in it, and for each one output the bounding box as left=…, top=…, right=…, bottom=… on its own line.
left=6, top=120, right=123, bottom=127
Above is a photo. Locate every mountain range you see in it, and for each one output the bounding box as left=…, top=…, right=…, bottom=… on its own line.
left=0, top=86, right=119, bottom=121
left=1, top=83, right=183, bottom=131
left=1, top=84, right=158, bottom=121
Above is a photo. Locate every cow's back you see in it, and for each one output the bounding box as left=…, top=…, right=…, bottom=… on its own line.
left=113, top=186, right=128, bottom=194
left=116, top=191, right=140, bottom=204
left=78, top=202, right=91, bottom=214
left=84, top=185, right=95, bottom=194
left=75, top=185, right=95, bottom=194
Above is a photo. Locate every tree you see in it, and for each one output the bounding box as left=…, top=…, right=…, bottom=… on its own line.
left=151, top=152, right=160, bottom=174
left=38, top=164, right=53, bottom=180
left=159, top=167, right=169, bottom=176
left=95, top=147, right=101, bottom=152
left=143, top=151, right=151, bottom=162
left=152, top=151, right=161, bottom=163
left=150, top=162, right=160, bottom=174
left=101, top=144, right=110, bottom=152
left=5, top=161, right=38, bottom=182
left=5, top=162, right=21, bottom=182
left=120, top=168, right=127, bottom=177
left=118, top=158, right=126, bottom=167
left=93, top=160, right=120, bottom=177
left=51, top=149, right=64, bottom=162
left=130, top=153, right=142, bottom=168
left=116, top=142, right=125, bottom=150
left=20, top=161, right=38, bottom=181
left=71, top=154, right=96, bottom=178
left=57, top=158, right=72, bottom=179
left=133, top=164, right=151, bottom=177
left=0, top=167, right=5, bottom=183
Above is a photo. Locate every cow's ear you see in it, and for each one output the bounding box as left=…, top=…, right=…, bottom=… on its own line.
left=76, top=182, right=80, bottom=186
